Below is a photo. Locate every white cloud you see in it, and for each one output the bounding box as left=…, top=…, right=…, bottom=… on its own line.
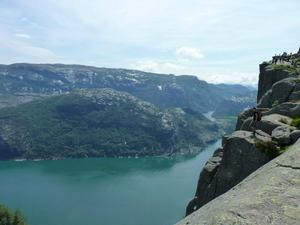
left=131, top=60, right=186, bottom=74
left=15, top=33, right=31, bottom=39
left=18, top=45, right=56, bottom=60
left=1, top=0, right=300, bottom=87
left=197, top=72, right=258, bottom=87
left=175, top=47, right=204, bottom=60
left=2, top=37, right=58, bottom=63
left=131, top=59, right=258, bottom=86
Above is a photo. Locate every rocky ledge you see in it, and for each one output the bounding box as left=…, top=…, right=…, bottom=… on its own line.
left=176, top=139, right=300, bottom=225
left=180, top=48, right=300, bottom=224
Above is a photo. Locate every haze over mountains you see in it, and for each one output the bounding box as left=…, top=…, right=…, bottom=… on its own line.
left=0, top=63, right=255, bottom=159
left=0, top=63, right=255, bottom=112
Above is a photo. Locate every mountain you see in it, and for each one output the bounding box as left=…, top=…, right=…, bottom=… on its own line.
left=179, top=49, right=300, bottom=225
left=0, top=63, right=253, bottom=115
left=0, top=63, right=255, bottom=160
left=0, top=88, right=220, bottom=160
left=212, top=90, right=257, bottom=118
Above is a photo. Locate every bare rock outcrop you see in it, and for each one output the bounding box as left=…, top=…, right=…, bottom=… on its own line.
left=258, top=78, right=298, bottom=108
left=183, top=49, right=300, bottom=224
left=264, top=101, right=300, bottom=118
left=257, top=62, right=298, bottom=102
left=240, top=114, right=292, bottom=135
left=186, top=130, right=270, bottom=215
left=271, top=125, right=292, bottom=145
left=176, top=139, right=300, bottom=225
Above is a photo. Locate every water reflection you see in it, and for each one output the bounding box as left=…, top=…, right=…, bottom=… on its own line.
left=0, top=140, right=221, bottom=225
left=0, top=152, right=197, bottom=177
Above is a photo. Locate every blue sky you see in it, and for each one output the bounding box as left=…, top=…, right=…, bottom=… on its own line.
left=0, top=0, right=299, bottom=86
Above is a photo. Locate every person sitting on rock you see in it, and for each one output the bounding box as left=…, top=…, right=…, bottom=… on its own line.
left=251, top=107, right=262, bottom=135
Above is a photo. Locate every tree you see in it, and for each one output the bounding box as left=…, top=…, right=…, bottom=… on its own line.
left=0, top=205, right=28, bottom=225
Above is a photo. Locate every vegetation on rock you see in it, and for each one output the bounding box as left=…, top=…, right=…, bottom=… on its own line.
left=255, top=139, right=282, bottom=159
left=291, top=117, right=300, bottom=128
left=0, top=205, right=27, bottom=225
left=272, top=64, right=298, bottom=74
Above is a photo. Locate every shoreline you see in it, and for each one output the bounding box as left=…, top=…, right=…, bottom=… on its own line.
left=6, top=140, right=222, bottom=163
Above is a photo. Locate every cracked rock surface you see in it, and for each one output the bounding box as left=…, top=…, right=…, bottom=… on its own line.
left=176, top=139, right=300, bottom=225
left=185, top=130, right=270, bottom=215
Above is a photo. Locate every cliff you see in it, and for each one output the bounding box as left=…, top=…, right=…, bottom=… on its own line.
left=176, top=139, right=300, bottom=225
left=181, top=48, right=300, bottom=224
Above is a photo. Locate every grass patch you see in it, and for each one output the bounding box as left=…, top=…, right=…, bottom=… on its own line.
left=255, top=139, right=280, bottom=159
left=294, top=58, right=300, bottom=67
left=279, top=145, right=290, bottom=154
left=272, top=100, right=279, bottom=107
left=291, top=117, right=300, bottom=128
left=272, top=64, right=297, bottom=74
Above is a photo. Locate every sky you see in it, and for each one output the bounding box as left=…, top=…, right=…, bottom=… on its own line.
left=0, top=0, right=300, bottom=86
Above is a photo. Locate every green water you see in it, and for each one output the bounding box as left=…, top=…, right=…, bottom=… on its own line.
left=0, top=140, right=220, bottom=225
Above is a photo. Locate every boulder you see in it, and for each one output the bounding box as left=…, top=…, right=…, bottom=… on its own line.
left=293, top=82, right=300, bottom=92
left=289, top=91, right=300, bottom=101
left=236, top=108, right=270, bottom=131
left=240, top=114, right=292, bottom=135
left=255, top=129, right=272, bottom=142
left=186, top=130, right=270, bottom=215
left=235, top=108, right=254, bottom=130
left=257, top=63, right=296, bottom=102
left=264, top=102, right=300, bottom=118
left=271, top=126, right=292, bottom=146
left=257, top=89, right=272, bottom=108
left=258, top=78, right=297, bottom=108
left=271, top=78, right=296, bottom=102
left=290, top=130, right=300, bottom=143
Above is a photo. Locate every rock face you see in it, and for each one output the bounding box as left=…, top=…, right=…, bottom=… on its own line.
left=235, top=108, right=253, bottom=130
left=240, top=114, right=293, bottom=135
left=176, top=139, right=300, bottom=225
left=290, top=130, right=300, bottom=143
left=264, top=101, right=300, bottom=118
left=271, top=126, right=292, bottom=145
left=186, top=130, right=270, bottom=215
left=258, top=78, right=298, bottom=108
left=182, top=49, right=300, bottom=223
left=257, top=62, right=298, bottom=102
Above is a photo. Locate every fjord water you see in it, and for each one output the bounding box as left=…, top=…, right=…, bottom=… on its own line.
left=0, top=140, right=220, bottom=225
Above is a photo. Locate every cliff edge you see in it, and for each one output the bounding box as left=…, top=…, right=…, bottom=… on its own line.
left=176, top=139, right=300, bottom=225
left=180, top=48, right=300, bottom=224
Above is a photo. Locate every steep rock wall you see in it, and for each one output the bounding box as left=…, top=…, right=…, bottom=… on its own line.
left=184, top=49, right=300, bottom=220
left=186, top=130, right=270, bottom=215
left=177, top=139, right=300, bottom=225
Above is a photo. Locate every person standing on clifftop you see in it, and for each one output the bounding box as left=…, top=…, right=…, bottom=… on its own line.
left=251, top=107, right=261, bottom=135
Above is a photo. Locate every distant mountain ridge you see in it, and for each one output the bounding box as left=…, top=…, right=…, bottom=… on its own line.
left=0, top=63, right=254, bottom=113
left=0, top=88, right=220, bottom=159
left=0, top=63, right=255, bottom=159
